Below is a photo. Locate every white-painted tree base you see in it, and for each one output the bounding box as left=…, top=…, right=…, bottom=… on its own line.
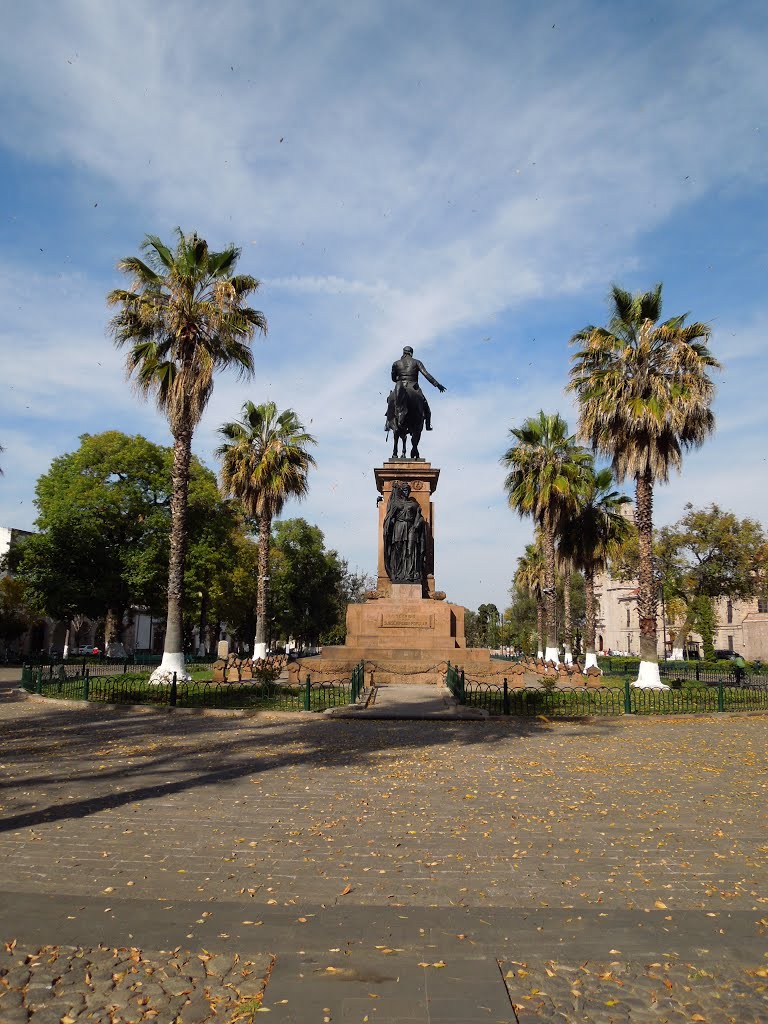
left=544, top=646, right=560, bottom=665
left=149, top=651, right=192, bottom=685
left=253, top=642, right=268, bottom=661
left=671, top=646, right=684, bottom=661
left=631, top=660, right=670, bottom=690
left=536, top=649, right=544, bottom=660
left=564, top=652, right=573, bottom=665
left=584, top=652, right=599, bottom=671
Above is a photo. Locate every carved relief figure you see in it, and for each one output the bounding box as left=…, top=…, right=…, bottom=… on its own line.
left=383, top=481, right=426, bottom=584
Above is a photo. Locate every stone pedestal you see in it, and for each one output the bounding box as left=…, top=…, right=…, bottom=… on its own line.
left=301, top=458, right=491, bottom=685
left=374, top=460, right=439, bottom=598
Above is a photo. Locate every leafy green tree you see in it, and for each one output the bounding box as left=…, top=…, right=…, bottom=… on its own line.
left=461, top=609, right=478, bottom=648
left=654, top=503, right=766, bottom=660
left=558, top=467, right=633, bottom=669
left=514, top=540, right=547, bottom=656
left=569, top=284, right=720, bottom=687
left=476, top=603, right=500, bottom=648
left=503, top=586, right=537, bottom=655
left=108, top=229, right=266, bottom=681
left=11, top=431, right=240, bottom=654
left=502, top=412, right=592, bottom=662
left=0, top=577, right=37, bottom=654
left=217, top=402, right=316, bottom=658
left=268, top=519, right=344, bottom=649
left=209, top=532, right=260, bottom=649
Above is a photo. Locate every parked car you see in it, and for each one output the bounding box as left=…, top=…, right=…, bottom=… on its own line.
left=74, top=645, right=101, bottom=656
left=714, top=649, right=743, bottom=661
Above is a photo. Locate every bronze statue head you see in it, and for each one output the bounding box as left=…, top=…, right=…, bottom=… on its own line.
left=402, top=346, right=413, bottom=356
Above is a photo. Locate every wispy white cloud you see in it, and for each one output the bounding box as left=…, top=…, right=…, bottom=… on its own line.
left=1, top=0, right=767, bottom=610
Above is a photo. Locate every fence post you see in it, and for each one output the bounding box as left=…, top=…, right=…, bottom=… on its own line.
left=460, top=669, right=465, bottom=705
left=124, top=660, right=128, bottom=674
left=717, top=678, right=725, bottom=713
left=695, top=662, right=700, bottom=681
left=304, top=674, right=311, bottom=711
left=83, top=667, right=90, bottom=702
left=503, top=678, right=510, bottom=716
left=170, top=671, right=177, bottom=707
left=623, top=676, right=632, bottom=715
left=36, top=668, right=43, bottom=695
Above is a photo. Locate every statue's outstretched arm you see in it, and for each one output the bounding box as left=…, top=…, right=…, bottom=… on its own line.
left=416, top=360, right=446, bottom=393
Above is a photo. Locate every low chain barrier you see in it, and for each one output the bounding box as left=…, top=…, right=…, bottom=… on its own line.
left=22, top=660, right=216, bottom=681
left=20, top=665, right=359, bottom=712
left=450, top=670, right=768, bottom=717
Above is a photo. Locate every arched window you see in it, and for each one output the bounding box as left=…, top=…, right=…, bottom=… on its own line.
left=727, top=600, right=733, bottom=624
left=626, top=608, right=630, bottom=628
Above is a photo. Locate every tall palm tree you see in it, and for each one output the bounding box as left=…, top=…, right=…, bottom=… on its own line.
left=559, top=467, right=633, bottom=670
left=216, top=401, right=316, bottom=659
left=568, top=284, right=720, bottom=687
left=556, top=551, right=574, bottom=666
left=514, top=539, right=546, bottom=659
left=502, top=412, right=592, bottom=663
left=108, top=229, right=266, bottom=682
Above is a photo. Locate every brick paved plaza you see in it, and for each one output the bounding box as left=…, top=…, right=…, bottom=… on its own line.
left=0, top=675, right=767, bottom=1022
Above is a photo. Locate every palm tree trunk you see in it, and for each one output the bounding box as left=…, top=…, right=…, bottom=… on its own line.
left=583, top=566, right=598, bottom=670
left=563, top=568, right=573, bottom=664
left=151, top=426, right=192, bottom=683
left=254, top=511, right=271, bottom=660
left=634, top=470, right=664, bottom=688
left=543, top=511, right=558, bottom=663
left=536, top=601, right=545, bottom=659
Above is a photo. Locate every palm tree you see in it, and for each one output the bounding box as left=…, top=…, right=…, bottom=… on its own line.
left=555, top=550, right=574, bottom=667
left=559, top=467, right=633, bottom=670
left=514, top=539, right=546, bottom=659
left=216, top=401, right=316, bottom=659
left=568, top=284, right=720, bottom=687
left=502, top=412, right=592, bottom=663
left=108, top=229, right=266, bottom=682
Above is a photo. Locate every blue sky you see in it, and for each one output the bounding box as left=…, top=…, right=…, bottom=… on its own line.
left=1, top=0, right=767, bottom=613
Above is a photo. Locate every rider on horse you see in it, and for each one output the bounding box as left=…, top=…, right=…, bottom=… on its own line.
left=385, top=347, right=446, bottom=435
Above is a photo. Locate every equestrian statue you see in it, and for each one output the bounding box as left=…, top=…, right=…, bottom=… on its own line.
left=385, top=346, right=446, bottom=459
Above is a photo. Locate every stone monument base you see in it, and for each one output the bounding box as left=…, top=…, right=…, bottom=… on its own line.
left=346, top=583, right=465, bottom=650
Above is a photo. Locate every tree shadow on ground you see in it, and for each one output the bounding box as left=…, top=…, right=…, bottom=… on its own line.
left=0, top=689, right=625, bottom=833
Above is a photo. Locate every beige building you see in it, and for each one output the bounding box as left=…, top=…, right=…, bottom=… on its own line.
left=594, top=570, right=768, bottom=660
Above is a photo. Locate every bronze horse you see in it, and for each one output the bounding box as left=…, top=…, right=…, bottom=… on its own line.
left=388, top=381, right=424, bottom=459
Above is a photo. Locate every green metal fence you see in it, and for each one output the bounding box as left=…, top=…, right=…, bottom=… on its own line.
left=600, top=658, right=766, bottom=686
left=450, top=670, right=768, bottom=717
left=20, top=664, right=363, bottom=713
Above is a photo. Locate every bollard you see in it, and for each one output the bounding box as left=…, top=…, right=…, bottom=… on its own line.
left=170, top=671, right=177, bottom=707
left=304, top=674, right=311, bottom=711
left=503, top=678, right=510, bottom=716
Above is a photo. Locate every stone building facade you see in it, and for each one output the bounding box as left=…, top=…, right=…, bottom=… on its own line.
left=594, top=569, right=768, bottom=660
